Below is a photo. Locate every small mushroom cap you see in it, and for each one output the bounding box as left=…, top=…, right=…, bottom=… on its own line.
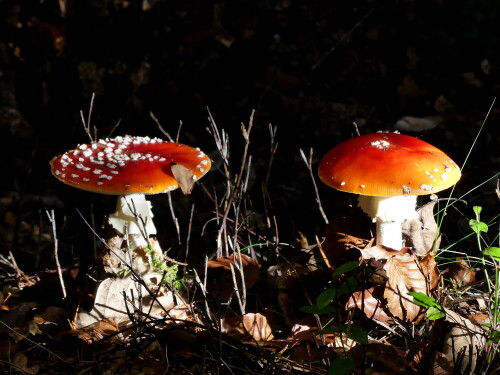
left=50, top=135, right=211, bottom=195
left=318, top=132, right=461, bottom=196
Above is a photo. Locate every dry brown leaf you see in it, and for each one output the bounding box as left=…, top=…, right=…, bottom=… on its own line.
left=221, top=313, right=274, bottom=344
left=203, top=253, right=260, bottom=300
left=383, top=252, right=427, bottom=322
left=358, top=244, right=408, bottom=262
left=402, top=200, right=441, bottom=256
left=69, top=318, right=120, bottom=344
left=171, top=163, right=196, bottom=195
left=346, top=286, right=393, bottom=324
left=267, top=323, right=356, bottom=363
left=349, top=247, right=439, bottom=323
left=440, top=308, right=486, bottom=374
left=442, top=259, right=477, bottom=287
left=77, top=274, right=174, bottom=328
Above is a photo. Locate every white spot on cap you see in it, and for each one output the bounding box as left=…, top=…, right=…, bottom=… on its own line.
left=420, top=184, right=433, bottom=191
left=70, top=174, right=79, bottom=178
left=82, top=178, right=90, bottom=182
left=360, top=184, right=365, bottom=188
left=340, top=181, right=346, bottom=186
left=370, top=140, right=390, bottom=150
left=93, top=169, right=102, bottom=174
left=402, top=185, right=411, bottom=194
left=441, top=173, right=447, bottom=181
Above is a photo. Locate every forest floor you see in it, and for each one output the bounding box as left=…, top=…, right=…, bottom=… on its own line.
left=0, top=1, right=499, bottom=374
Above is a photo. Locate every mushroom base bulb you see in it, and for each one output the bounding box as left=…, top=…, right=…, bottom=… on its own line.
left=108, top=194, right=156, bottom=249
left=358, top=195, right=419, bottom=250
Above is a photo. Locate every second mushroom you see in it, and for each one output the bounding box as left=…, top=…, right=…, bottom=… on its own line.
left=318, top=132, right=461, bottom=250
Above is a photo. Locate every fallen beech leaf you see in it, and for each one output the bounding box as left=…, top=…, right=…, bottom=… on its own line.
left=440, top=308, right=486, bottom=374
left=358, top=245, right=407, bottom=262
left=402, top=200, right=441, bottom=255
left=346, top=286, right=393, bottom=324
left=77, top=274, right=174, bottom=328
left=442, top=259, right=477, bottom=286
left=349, top=248, right=439, bottom=323
left=203, top=253, right=260, bottom=300
left=268, top=323, right=356, bottom=362
left=171, top=164, right=196, bottom=195
left=221, top=313, right=274, bottom=344
left=383, top=252, right=426, bottom=322
left=69, top=318, right=120, bottom=344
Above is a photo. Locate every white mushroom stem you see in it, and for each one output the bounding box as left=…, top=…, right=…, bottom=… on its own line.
left=358, top=195, right=419, bottom=250
left=108, top=194, right=157, bottom=249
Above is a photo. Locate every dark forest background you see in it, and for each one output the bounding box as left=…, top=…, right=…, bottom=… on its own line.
left=0, top=0, right=499, bottom=272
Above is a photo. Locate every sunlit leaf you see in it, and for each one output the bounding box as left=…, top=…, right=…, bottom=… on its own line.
left=407, top=291, right=437, bottom=308
left=426, top=306, right=446, bottom=320
left=469, top=219, right=488, bottom=233
left=483, top=247, right=500, bottom=260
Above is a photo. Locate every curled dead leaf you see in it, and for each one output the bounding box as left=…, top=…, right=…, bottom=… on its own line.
left=348, top=247, right=440, bottom=323
left=171, top=164, right=196, bottom=195
left=439, top=308, right=486, bottom=374
left=442, top=259, right=477, bottom=287
left=77, top=274, right=175, bottom=328
left=221, top=313, right=274, bottom=344
left=202, top=253, right=260, bottom=301
left=69, top=318, right=120, bottom=344
left=346, top=286, right=393, bottom=324
left=402, top=200, right=441, bottom=256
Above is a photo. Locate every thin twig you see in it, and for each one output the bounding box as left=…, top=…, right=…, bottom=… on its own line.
left=167, top=191, right=182, bottom=245
left=150, top=111, right=174, bottom=142
left=46, top=210, right=67, bottom=300
left=300, top=148, right=329, bottom=224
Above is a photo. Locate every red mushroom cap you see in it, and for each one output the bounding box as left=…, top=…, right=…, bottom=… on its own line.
left=50, top=136, right=211, bottom=195
left=318, top=132, right=461, bottom=196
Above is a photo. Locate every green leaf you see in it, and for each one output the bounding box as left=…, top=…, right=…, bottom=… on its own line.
left=487, top=330, right=500, bottom=344
left=328, top=356, right=353, bottom=375
left=408, top=292, right=445, bottom=320
left=426, top=306, right=446, bottom=320
left=336, top=277, right=360, bottom=297
left=299, top=304, right=335, bottom=315
left=483, top=247, right=500, bottom=260
left=469, top=219, right=488, bottom=234
left=473, top=206, right=482, bottom=216
left=319, top=324, right=369, bottom=344
left=332, top=261, right=360, bottom=278
left=407, top=292, right=438, bottom=308
left=317, top=288, right=336, bottom=309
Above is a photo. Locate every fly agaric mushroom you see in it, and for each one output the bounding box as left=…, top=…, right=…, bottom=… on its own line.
left=318, top=132, right=461, bottom=250
left=50, top=135, right=211, bottom=248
